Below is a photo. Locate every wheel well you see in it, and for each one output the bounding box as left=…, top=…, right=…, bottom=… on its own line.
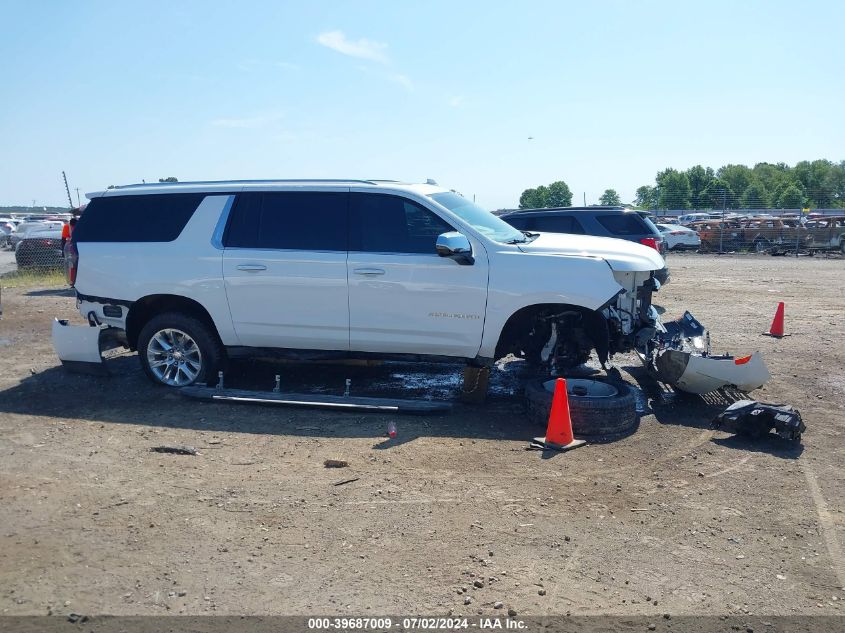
left=125, top=294, right=221, bottom=350
left=494, top=303, right=592, bottom=360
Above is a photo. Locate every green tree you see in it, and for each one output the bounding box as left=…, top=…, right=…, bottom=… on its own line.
left=519, top=186, right=550, bottom=209
left=546, top=180, right=573, bottom=207
left=777, top=184, right=804, bottom=209
left=656, top=168, right=691, bottom=209
left=519, top=188, right=539, bottom=209
left=699, top=179, right=734, bottom=209
left=535, top=185, right=550, bottom=208
left=685, top=165, right=714, bottom=209
left=599, top=189, right=621, bottom=205
left=740, top=182, right=771, bottom=209
left=159, top=176, right=178, bottom=182
left=716, top=164, right=753, bottom=202
left=634, top=185, right=656, bottom=209
left=751, top=163, right=791, bottom=200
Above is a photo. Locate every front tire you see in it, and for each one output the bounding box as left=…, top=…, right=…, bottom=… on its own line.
left=138, top=312, right=223, bottom=387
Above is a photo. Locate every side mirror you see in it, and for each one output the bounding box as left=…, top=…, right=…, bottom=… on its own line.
left=436, top=232, right=474, bottom=265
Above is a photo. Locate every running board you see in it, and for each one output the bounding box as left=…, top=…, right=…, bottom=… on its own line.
left=179, top=385, right=452, bottom=415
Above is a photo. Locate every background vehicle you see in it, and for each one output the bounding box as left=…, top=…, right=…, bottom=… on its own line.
left=677, top=212, right=712, bottom=225
left=740, top=217, right=806, bottom=253
left=9, top=220, right=64, bottom=248
left=656, top=223, right=701, bottom=250
left=0, top=218, right=18, bottom=248
left=500, top=206, right=670, bottom=284
left=804, top=216, right=845, bottom=253
left=15, top=228, right=64, bottom=268
left=66, top=180, right=665, bottom=387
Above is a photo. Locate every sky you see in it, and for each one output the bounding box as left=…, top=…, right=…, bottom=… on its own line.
left=1, top=0, right=843, bottom=210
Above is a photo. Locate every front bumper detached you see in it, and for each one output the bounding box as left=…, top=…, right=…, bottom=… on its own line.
left=642, top=312, right=770, bottom=394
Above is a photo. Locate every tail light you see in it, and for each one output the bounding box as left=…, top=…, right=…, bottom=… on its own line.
left=639, top=237, right=661, bottom=251
left=65, top=241, right=78, bottom=286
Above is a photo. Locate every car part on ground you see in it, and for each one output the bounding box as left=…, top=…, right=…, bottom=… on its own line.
left=179, top=384, right=452, bottom=414
left=51, top=319, right=110, bottom=375
left=524, top=377, right=638, bottom=441
left=639, top=311, right=770, bottom=394
left=712, top=400, right=805, bottom=442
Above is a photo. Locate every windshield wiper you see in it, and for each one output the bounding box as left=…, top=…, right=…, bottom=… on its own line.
left=505, top=231, right=540, bottom=244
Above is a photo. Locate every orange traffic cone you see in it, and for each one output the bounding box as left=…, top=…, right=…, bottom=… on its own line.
left=762, top=302, right=789, bottom=337
left=532, top=378, right=587, bottom=452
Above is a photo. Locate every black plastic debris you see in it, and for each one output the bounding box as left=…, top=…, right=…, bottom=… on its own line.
left=712, top=400, right=805, bottom=442
left=150, top=445, right=199, bottom=456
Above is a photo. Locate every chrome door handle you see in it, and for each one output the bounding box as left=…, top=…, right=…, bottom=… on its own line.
left=236, top=264, right=267, bottom=272
left=353, top=268, right=386, bottom=276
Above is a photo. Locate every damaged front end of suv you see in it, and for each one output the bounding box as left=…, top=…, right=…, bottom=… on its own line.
left=510, top=232, right=769, bottom=394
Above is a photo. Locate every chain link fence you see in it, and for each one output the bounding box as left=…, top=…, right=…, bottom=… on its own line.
left=1, top=219, right=68, bottom=272
left=653, top=209, right=845, bottom=256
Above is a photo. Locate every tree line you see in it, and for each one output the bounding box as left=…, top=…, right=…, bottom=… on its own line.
left=518, top=181, right=622, bottom=209
left=517, top=159, right=845, bottom=211
left=636, top=160, right=845, bottom=210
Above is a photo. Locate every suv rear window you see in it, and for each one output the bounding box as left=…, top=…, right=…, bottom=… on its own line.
left=224, top=192, right=347, bottom=251
left=596, top=213, right=651, bottom=236
left=73, top=194, right=205, bottom=242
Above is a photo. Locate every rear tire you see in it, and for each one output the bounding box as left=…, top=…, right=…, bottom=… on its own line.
left=525, top=377, right=638, bottom=441
left=138, top=312, right=223, bottom=387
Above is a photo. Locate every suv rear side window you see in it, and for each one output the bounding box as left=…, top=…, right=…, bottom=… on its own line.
left=530, top=215, right=585, bottom=234
left=73, top=194, right=205, bottom=242
left=349, top=193, right=454, bottom=254
left=596, top=213, right=651, bottom=236
left=225, top=192, right=348, bottom=251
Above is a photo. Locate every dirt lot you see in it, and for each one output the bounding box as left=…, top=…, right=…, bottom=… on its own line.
left=0, top=254, right=843, bottom=618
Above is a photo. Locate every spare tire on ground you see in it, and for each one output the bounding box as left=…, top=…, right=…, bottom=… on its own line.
left=525, top=377, right=639, bottom=441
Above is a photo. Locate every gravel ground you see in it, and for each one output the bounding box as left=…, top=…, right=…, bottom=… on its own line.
left=0, top=249, right=16, bottom=276
left=0, top=254, right=843, bottom=618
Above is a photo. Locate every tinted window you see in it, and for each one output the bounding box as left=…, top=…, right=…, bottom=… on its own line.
left=224, top=192, right=347, bottom=251
left=530, top=215, right=585, bottom=234
left=504, top=215, right=529, bottom=230
left=596, top=213, right=650, bottom=236
left=73, top=194, right=205, bottom=242
left=350, top=194, right=454, bottom=254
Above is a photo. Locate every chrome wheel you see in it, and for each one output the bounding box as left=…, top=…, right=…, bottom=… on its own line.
left=145, top=328, right=203, bottom=386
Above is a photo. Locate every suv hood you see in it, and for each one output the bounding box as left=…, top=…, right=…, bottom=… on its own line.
left=517, top=232, right=664, bottom=272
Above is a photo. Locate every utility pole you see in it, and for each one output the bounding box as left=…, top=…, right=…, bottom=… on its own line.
left=583, top=192, right=586, bottom=206
left=62, top=171, right=74, bottom=209
left=719, top=188, right=727, bottom=253
left=75, top=188, right=81, bottom=207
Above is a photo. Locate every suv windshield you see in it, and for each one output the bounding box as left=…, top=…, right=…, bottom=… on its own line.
left=429, top=192, right=526, bottom=243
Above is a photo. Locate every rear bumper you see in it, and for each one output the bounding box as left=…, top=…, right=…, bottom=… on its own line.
left=51, top=319, right=112, bottom=375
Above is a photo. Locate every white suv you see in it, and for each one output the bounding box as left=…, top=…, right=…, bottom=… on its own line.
left=66, top=179, right=665, bottom=387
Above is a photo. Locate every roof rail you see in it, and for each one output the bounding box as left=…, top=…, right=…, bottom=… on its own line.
left=111, top=178, right=380, bottom=189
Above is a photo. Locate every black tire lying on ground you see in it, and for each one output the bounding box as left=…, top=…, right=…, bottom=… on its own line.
left=525, top=377, right=638, bottom=441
